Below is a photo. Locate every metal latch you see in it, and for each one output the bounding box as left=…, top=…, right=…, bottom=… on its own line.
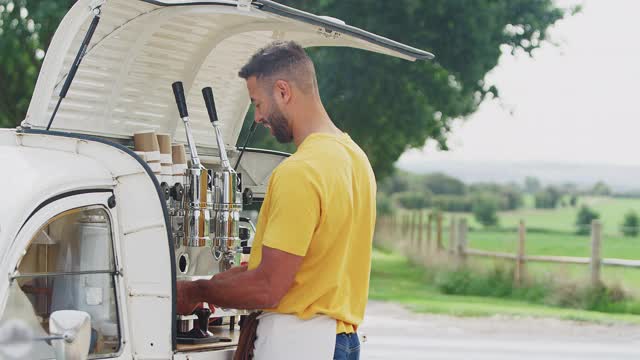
left=237, top=0, right=251, bottom=11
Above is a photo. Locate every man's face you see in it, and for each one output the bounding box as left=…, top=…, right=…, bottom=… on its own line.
left=246, top=77, right=293, bottom=144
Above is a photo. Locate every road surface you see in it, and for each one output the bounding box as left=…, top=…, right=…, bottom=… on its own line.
left=359, top=301, right=640, bottom=360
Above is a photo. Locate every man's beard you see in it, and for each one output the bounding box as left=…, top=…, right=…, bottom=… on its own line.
left=267, top=106, right=293, bottom=144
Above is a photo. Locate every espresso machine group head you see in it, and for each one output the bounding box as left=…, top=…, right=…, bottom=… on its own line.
left=172, top=81, right=211, bottom=249
left=202, top=87, right=242, bottom=272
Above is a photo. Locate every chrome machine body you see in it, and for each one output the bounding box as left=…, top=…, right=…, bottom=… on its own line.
left=169, top=83, right=246, bottom=275
left=169, top=82, right=250, bottom=344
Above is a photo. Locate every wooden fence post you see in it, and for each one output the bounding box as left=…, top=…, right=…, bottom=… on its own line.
left=417, top=211, right=424, bottom=258
left=515, top=220, right=527, bottom=286
left=591, top=219, right=602, bottom=287
left=425, top=213, right=433, bottom=258
left=457, top=218, right=467, bottom=265
left=409, top=212, right=416, bottom=251
left=404, top=213, right=410, bottom=237
left=436, top=213, right=443, bottom=252
left=449, top=216, right=456, bottom=255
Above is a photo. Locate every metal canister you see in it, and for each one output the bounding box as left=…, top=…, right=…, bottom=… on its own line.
left=211, top=169, right=242, bottom=269
left=183, top=168, right=212, bottom=247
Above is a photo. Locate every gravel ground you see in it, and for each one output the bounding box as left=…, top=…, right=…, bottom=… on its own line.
left=358, top=301, right=640, bottom=360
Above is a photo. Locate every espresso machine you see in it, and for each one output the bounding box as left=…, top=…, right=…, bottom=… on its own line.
left=167, top=82, right=251, bottom=344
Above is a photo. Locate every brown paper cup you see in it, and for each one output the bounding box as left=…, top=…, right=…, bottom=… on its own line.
left=134, top=130, right=160, bottom=153
left=172, top=144, right=187, bottom=165
left=134, top=151, right=147, bottom=161
left=157, top=133, right=172, bottom=155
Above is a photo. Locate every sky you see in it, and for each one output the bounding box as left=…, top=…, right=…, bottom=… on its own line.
left=398, top=0, right=640, bottom=168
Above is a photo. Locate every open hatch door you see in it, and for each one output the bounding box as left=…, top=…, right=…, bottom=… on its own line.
left=23, top=0, right=433, bottom=154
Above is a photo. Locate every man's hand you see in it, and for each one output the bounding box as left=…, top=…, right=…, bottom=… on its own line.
left=176, top=281, right=201, bottom=315
left=175, top=266, right=247, bottom=314
left=172, top=246, right=303, bottom=310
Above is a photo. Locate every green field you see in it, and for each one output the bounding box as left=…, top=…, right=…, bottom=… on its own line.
left=464, top=196, right=640, bottom=235
left=369, top=249, right=640, bottom=324
left=386, top=196, right=640, bottom=297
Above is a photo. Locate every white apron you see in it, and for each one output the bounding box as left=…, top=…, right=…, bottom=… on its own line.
left=253, top=312, right=336, bottom=360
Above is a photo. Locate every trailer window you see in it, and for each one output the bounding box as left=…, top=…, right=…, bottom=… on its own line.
left=14, top=205, right=121, bottom=358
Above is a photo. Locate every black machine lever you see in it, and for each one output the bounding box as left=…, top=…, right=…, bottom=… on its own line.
left=201, top=86, right=232, bottom=169
left=202, top=87, right=218, bottom=123
left=172, top=81, right=189, bottom=118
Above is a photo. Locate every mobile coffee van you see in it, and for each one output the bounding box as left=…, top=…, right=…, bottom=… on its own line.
left=0, top=0, right=433, bottom=359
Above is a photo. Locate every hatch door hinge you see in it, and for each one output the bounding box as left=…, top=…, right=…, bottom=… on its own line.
left=89, top=0, right=106, bottom=11
left=237, top=0, right=252, bottom=11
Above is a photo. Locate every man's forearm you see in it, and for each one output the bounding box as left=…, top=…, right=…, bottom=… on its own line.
left=188, top=268, right=276, bottom=310
left=212, top=265, right=247, bottom=281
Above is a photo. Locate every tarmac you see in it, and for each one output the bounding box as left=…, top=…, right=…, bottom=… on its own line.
left=359, top=301, right=640, bottom=360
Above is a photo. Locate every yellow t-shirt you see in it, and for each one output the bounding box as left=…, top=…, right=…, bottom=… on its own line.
left=247, top=132, right=376, bottom=334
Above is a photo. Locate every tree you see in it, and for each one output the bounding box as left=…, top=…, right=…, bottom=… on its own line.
left=569, top=195, right=578, bottom=207
left=575, top=205, right=599, bottom=235
left=472, top=193, right=499, bottom=227
left=621, top=211, right=639, bottom=237
left=235, top=0, right=572, bottom=177
left=534, top=186, right=561, bottom=209
left=395, top=191, right=431, bottom=210
left=378, top=169, right=410, bottom=194
left=376, top=192, right=396, bottom=216
left=524, top=176, right=542, bottom=194
left=468, top=182, right=523, bottom=210
left=0, top=0, right=75, bottom=127
left=591, top=181, right=611, bottom=196
left=422, top=172, right=466, bottom=195
left=2, top=1, right=572, bottom=178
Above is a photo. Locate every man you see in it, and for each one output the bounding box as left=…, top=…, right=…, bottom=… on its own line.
left=177, top=41, right=376, bottom=359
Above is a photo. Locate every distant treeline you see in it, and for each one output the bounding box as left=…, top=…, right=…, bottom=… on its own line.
left=378, top=171, right=620, bottom=224
left=377, top=170, right=640, bottom=234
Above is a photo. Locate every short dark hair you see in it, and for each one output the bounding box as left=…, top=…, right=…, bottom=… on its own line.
left=238, top=41, right=317, bottom=94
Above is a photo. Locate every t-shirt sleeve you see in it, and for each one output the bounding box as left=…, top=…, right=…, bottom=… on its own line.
left=261, top=161, right=320, bottom=257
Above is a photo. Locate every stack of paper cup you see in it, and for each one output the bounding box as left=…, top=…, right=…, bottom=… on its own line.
left=134, top=151, right=147, bottom=162
left=157, top=133, right=173, bottom=185
left=172, top=144, right=187, bottom=185
left=134, top=130, right=161, bottom=177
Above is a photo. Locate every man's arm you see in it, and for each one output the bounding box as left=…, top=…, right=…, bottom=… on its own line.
left=212, top=265, right=247, bottom=281
left=176, top=246, right=302, bottom=313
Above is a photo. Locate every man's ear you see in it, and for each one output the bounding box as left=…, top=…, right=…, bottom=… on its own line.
left=273, top=80, right=292, bottom=104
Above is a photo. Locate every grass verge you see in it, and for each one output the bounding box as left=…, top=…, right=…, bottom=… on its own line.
left=369, top=248, right=640, bottom=324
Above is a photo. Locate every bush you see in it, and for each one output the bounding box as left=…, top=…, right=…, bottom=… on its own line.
left=622, top=210, right=639, bottom=237
left=431, top=195, right=472, bottom=212
left=432, top=264, right=637, bottom=315
left=575, top=205, right=599, bottom=235
left=569, top=195, right=578, bottom=207
left=434, top=265, right=550, bottom=303
left=546, top=283, right=632, bottom=313
left=534, top=186, right=562, bottom=209
left=395, top=191, right=431, bottom=209
left=500, top=187, right=523, bottom=210
left=471, top=193, right=500, bottom=227
left=376, top=192, right=395, bottom=216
